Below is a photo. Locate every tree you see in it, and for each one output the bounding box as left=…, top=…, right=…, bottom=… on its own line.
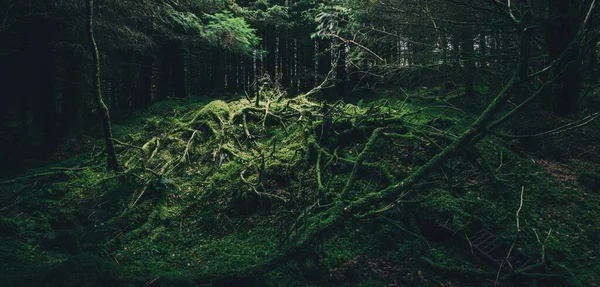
left=87, top=0, right=121, bottom=171
left=544, top=0, right=586, bottom=117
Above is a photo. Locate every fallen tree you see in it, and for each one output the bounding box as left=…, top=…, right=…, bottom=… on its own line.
left=189, top=1, right=598, bottom=285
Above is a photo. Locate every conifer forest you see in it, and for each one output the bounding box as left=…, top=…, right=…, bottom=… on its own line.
left=1, top=0, right=600, bottom=286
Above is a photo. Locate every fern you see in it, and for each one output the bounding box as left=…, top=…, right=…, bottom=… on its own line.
left=202, top=11, right=261, bottom=56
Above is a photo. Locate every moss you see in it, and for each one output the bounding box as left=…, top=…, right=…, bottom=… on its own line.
left=44, top=253, right=120, bottom=287
left=2, top=92, right=600, bottom=286
left=190, top=100, right=231, bottom=127
left=0, top=238, right=66, bottom=286
left=0, top=217, right=18, bottom=236
left=41, top=229, right=81, bottom=254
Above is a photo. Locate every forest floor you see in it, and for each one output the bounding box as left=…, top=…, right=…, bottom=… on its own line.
left=1, top=88, right=599, bottom=286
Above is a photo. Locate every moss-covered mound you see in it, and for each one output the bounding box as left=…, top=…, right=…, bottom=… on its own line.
left=1, top=92, right=599, bottom=286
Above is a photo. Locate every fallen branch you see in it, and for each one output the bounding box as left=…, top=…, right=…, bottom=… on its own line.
left=421, top=257, right=495, bottom=276
left=340, top=128, right=385, bottom=199
left=0, top=171, right=67, bottom=186
left=304, top=64, right=337, bottom=98
left=516, top=186, right=524, bottom=232
left=491, top=111, right=600, bottom=139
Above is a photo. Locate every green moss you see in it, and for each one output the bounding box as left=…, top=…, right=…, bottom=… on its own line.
left=0, top=238, right=66, bottom=287
left=190, top=100, right=231, bottom=125
left=2, top=92, right=600, bottom=286
left=45, top=253, right=120, bottom=287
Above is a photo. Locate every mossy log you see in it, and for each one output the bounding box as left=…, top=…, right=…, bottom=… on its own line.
left=200, top=21, right=538, bottom=283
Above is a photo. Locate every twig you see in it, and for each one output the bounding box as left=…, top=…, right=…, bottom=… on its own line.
left=181, top=130, right=198, bottom=163
left=131, top=159, right=173, bottom=207
left=326, top=33, right=385, bottom=61
left=495, top=243, right=515, bottom=286
left=533, top=228, right=552, bottom=263
left=491, top=111, right=600, bottom=139
left=340, top=128, right=385, bottom=199
left=305, top=64, right=337, bottom=98
left=465, top=231, right=474, bottom=254
left=262, top=98, right=271, bottom=128
left=516, top=186, right=524, bottom=232
left=111, top=138, right=143, bottom=150
left=0, top=171, right=67, bottom=186
left=143, top=277, right=160, bottom=287
left=242, top=112, right=252, bottom=139
left=244, top=91, right=253, bottom=104
left=315, top=147, right=325, bottom=191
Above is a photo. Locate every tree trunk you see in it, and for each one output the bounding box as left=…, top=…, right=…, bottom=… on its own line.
left=61, top=52, right=84, bottom=135
left=87, top=0, right=120, bottom=171
left=119, top=61, right=133, bottom=109
left=211, top=49, right=226, bottom=92
left=265, top=27, right=277, bottom=81
left=135, top=56, right=153, bottom=108
left=461, top=28, right=475, bottom=98
left=478, top=33, right=487, bottom=69
left=545, top=0, right=583, bottom=117
left=451, top=34, right=460, bottom=68
left=302, top=38, right=315, bottom=93
left=317, top=39, right=332, bottom=100
left=281, top=31, right=290, bottom=91
left=335, top=44, right=348, bottom=99
left=172, top=43, right=186, bottom=98
left=591, top=38, right=599, bottom=83
left=157, top=46, right=172, bottom=100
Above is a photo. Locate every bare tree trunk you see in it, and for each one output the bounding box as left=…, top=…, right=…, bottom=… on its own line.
left=461, top=27, right=475, bottom=98
left=87, top=0, right=120, bottom=171
left=545, top=0, right=584, bottom=117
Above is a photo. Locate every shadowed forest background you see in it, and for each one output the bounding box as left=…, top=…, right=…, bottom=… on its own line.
left=0, top=0, right=599, bottom=286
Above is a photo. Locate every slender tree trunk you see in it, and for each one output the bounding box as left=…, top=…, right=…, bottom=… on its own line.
left=61, top=52, right=84, bottom=135
left=451, top=34, right=460, bottom=68
left=591, top=38, right=599, bottom=83
left=157, top=46, right=172, bottom=100
left=545, top=0, right=583, bottom=117
left=87, top=0, right=120, bottom=171
left=302, top=38, right=315, bottom=92
left=478, top=33, right=487, bottom=68
left=135, top=56, right=153, bottom=108
left=461, top=27, right=475, bottom=98
left=211, top=49, right=226, bottom=92
left=317, top=39, right=332, bottom=100
left=120, top=61, right=133, bottom=109
left=281, top=31, right=290, bottom=91
left=335, top=44, right=348, bottom=99
left=172, top=42, right=186, bottom=98
left=440, top=34, right=448, bottom=66
left=265, top=27, right=277, bottom=80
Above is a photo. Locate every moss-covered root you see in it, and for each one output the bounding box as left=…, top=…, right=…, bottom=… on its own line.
left=197, top=248, right=310, bottom=286
left=340, top=127, right=385, bottom=199
left=288, top=40, right=536, bottom=266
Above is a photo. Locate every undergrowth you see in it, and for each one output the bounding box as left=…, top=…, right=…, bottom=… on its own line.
left=0, top=90, right=598, bottom=286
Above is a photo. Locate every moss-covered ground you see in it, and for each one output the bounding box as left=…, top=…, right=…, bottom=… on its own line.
left=1, top=90, right=599, bottom=286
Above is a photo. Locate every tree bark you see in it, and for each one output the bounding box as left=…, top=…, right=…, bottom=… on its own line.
left=211, top=49, right=226, bottom=92
left=335, top=44, right=348, bottom=99
left=317, top=39, right=332, bottom=100
left=461, top=27, right=475, bottom=98
left=172, top=42, right=186, bottom=98
left=545, top=0, right=583, bottom=117
left=61, top=52, right=84, bottom=135
left=87, top=0, right=120, bottom=171
left=135, top=56, right=153, bottom=108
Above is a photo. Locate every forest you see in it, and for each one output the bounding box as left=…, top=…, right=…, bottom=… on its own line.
left=0, top=0, right=599, bottom=286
